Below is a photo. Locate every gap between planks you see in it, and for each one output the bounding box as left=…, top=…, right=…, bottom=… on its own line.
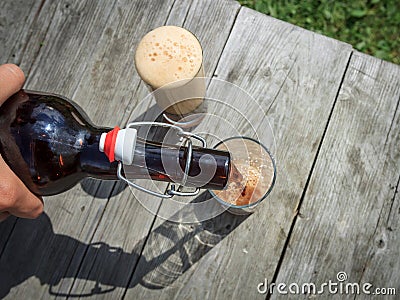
left=266, top=49, right=355, bottom=300
left=384, top=94, right=400, bottom=146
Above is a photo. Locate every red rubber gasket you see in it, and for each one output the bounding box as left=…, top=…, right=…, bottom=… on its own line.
left=103, top=126, right=120, bottom=162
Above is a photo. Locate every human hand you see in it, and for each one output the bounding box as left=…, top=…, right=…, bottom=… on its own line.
left=0, top=64, right=43, bottom=221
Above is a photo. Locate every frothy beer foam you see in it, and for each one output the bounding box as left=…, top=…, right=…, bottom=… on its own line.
left=213, top=142, right=275, bottom=207
left=135, top=26, right=203, bottom=89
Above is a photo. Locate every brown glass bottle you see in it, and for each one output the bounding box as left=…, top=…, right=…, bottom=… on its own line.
left=0, top=90, right=230, bottom=196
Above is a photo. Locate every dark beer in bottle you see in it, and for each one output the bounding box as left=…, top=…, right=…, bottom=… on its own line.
left=0, top=90, right=231, bottom=196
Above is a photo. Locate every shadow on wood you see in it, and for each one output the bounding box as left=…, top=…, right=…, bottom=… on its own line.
left=0, top=192, right=249, bottom=298
left=80, top=178, right=127, bottom=199
left=128, top=191, right=249, bottom=290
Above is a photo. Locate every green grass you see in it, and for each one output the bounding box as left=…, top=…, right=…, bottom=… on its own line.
left=238, top=0, right=400, bottom=64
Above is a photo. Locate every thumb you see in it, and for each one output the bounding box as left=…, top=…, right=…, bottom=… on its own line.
left=0, top=64, right=25, bottom=105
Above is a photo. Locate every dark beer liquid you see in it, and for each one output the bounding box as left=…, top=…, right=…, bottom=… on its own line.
left=0, top=90, right=230, bottom=196
left=130, top=137, right=230, bottom=189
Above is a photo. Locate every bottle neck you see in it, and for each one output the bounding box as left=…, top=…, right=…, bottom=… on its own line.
left=80, top=127, right=118, bottom=179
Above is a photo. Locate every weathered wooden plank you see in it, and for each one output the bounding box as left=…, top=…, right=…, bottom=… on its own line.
left=0, top=0, right=43, bottom=64
left=178, top=0, right=241, bottom=77
left=0, top=1, right=121, bottom=296
left=0, top=0, right=177, bottom=299
left=66, top=0, right=242, bottom=298
left=126, top=6, right=353, bottom=300
left=0, top=0, right=59, bottom=264
left=273, top=52, right=400, bottom=299
left=356, top=175, right=400, bottom=299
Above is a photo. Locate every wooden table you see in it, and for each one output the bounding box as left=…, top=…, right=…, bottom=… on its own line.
left=1, top=0, right=399, bottom=299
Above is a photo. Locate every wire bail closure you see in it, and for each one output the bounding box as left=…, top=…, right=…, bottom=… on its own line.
left=116, top=122, right=207, bottom=198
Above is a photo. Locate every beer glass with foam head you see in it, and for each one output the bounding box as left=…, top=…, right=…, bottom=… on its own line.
left=135, top=26, right=206, bottom=127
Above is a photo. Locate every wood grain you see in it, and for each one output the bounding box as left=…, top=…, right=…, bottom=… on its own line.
left=273, top=51, right=400, bottom=299
left=356, top=175, right=400, bottom=299
left=126, top=7, right=353, bottom=300
left=0, top=0, right=45, bottom=64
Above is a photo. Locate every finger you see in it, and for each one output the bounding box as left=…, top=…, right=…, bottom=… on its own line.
left=0, top=64, right=25, bottom=105
left=0, top=212, right=10, bottom=222
left=0, top=155, right=43, bottom=219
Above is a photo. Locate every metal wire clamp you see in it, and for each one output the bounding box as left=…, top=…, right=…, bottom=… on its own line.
left=116, top=122, right=207, bottom=198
